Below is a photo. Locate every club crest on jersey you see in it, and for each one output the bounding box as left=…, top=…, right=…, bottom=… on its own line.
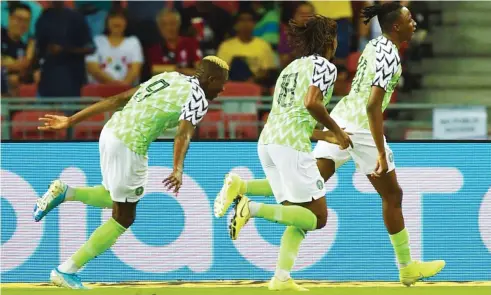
left=316, top=179, right=324, bottom=190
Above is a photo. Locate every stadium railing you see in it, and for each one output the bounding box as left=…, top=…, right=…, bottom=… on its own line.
left=2, top=97, right=491, bottom=140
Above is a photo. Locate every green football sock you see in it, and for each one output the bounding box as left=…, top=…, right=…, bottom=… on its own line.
left=71, top=218, right=126, bottom=269
left=243, top=179, right=274, bottom=196
left=252, top=202, right=317, bottom=231
left=276, top=226, right=306, bottom=280
left=71, top=186, right=113, bottom=208
left=390, top=228, right=412, bottom=267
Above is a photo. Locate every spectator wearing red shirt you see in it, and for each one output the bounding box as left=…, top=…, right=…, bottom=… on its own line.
left=146, top=9, right=202, bottom=77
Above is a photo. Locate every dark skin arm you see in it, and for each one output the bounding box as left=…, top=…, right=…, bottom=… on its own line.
left=304, top=86, right=353, bottom=149
left=38, top=88, right=138, bottom=130
left=366, top=86, right=388, bottom=177
left=163, top=120, right=196, bottom=193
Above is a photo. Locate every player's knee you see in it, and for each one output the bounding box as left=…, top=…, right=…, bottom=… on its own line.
left=112, top=211, right=136, bottom=228
left=384, top=186, right=403, bottom=209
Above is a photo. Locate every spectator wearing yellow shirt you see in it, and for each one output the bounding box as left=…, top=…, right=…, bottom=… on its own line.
left=217, top=9, right=277, bottom=85
left=310, top=1, right=353, bottom=61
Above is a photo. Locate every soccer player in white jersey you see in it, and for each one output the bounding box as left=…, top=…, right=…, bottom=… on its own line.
left=215, top=3, right=445, bottom=287
left=215, top=15, right=352, bottom=291
left=34, top=56, right=229, bottom=289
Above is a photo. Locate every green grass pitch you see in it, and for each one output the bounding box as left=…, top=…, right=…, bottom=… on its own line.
left=2, top=281, right=490, bottom=295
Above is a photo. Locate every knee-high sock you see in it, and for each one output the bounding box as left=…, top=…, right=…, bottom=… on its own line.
left=66, top=186, right=113, bottom=208
left=58, top=218, right=126, bottom=273
left=250, top=202, right=317, bottom=231
left=390, top=228, right=412, bottom=267
left=242, top=179, right=274, bottom=196
left=275, top=226, right=306, bottom=281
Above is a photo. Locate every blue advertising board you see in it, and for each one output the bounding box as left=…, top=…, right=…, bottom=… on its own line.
left=1, top=142, right=490, bottom=282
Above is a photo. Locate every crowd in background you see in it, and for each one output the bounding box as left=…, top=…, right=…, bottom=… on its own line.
left=1, top=1, right=429, bottom=99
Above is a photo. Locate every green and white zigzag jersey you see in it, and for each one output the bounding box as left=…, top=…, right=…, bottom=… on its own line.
left=259, top=55, right=337, bottom=152
left=105, top=72, right=208, bottom=155
left=331, top=36, right=401, bottom=130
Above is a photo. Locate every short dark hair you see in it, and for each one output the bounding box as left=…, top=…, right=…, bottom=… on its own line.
left=103, top=7, right=130, bottom=36
left=234, top=8, right=259, bottom=24
left=288, top=14, right=337, bottom=57
left=361, top=2, right=403, bottom=33
left=9, top=3, right=31, bottom=15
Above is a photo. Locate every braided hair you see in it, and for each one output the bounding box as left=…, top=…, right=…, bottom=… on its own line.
left=288, top=14, right=337, bottom=57
left=362, top=2, right=403, bottom=33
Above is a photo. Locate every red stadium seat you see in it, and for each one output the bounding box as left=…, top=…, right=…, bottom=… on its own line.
left=81, top=84, right=132, bottom=98
left=11, top=111, right=67, bottom=140
left=220, top=82, right=262, bottom=97
left=226, top=113, right=258, bottom=139
left=261, top=112, right=270, bottom=124
left=198, top=110, right=225, bottom=139
left=347, top=51, right=362, bottom=74
left=18, top=84, right=38, bottom=98
left=74, top=113, right=110, bottom=140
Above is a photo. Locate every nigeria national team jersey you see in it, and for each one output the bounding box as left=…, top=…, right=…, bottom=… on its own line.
left=259, top=55, right=337, bottom=152
left=105, top=72, right=208, bottom=155
left=331, top=36, right=401, bottom=130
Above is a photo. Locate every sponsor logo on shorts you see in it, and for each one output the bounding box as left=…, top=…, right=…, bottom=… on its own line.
left=316, top=179, right=324, bottom=190
left=135, top=186, right=144, bottom=196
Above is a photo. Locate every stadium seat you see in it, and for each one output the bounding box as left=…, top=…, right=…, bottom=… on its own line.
left=198, top=110, right=225, bottom=139
left=11, top=110, right=67, bottom=140
left=220, top=82, right=262, bottom=97
left=81, top=84, right=133, bottom=98
left=18, top=84, right=38, bottom=98
left=74, top=113, right=110, bottom=140
left=347, top=52, right=362, bottom=74
left=226, top=113, right=258, bottom=139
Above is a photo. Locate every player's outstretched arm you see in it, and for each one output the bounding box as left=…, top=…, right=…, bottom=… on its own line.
left=367, top=86, right=388, bottom=177
left=38, top=88, right=137, bottom=131
left=163, top=120, right=195, bottom=193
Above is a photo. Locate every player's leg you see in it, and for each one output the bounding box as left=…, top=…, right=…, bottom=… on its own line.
left=229, top=144, right=321, bottom=236
left=50, top=127, right=147, bottom=289
left=34, top=128, right=121, bottom=222
left=213, top=141, right=343, bottom=218
left=51, top=201, right=136, bottom=289
left=367, top=170, right=445, bottom=286
left=350, top=134, right=445, bottom=286
left=33, top=181, right=113, bottom=222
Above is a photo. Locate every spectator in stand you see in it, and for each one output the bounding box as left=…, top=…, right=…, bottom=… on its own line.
left=126, top=1, right=165, bottom=46
left=310, top=0, right=353, bottom=62
left=1, top=0, right=42, bottom=43
left=86, top=8, right=143, bottom=86
left=146, top=9, right=202, bottom=77
left=250, top=2, right=281, bottom=49
left=35, top=1, right=94, bottom=98
left=75, top=1, right=113, bottom=37
left=178, top=1, right=234, bottom=56
left=278, top=1, right=314, bottom=68
left=217, top=8, right=276, bottom=85
left=1, top=3, right=39, bottom=96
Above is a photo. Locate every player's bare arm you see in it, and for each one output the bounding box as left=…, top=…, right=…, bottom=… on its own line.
left=38, top=88, right=138, bottom=131
left=304, top=86, right=352, bottom=149
left=163, top=120, right=195, bottom=193
left=367, top=86, right=388, bottom=177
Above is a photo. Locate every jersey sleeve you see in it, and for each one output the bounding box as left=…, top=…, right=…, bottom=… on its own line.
left=372, top=39, right=401, bottom=91
left=179, top=84, right=208, bottom=126
left=309, top=56, right=337, bottom=96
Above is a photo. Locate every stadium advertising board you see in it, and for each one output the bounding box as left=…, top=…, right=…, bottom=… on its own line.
left=1, top=142, right=490, bottom=282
